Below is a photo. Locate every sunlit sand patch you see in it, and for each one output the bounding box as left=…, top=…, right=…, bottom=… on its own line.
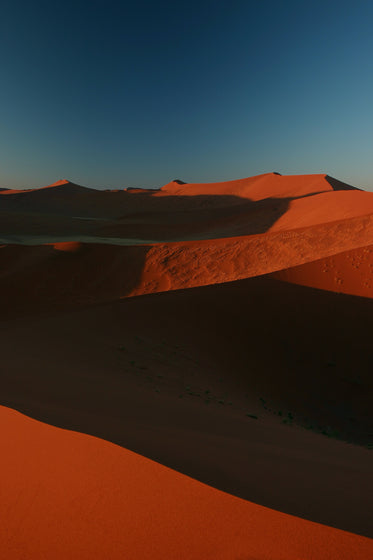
left=0, top=405, right=371, bottom=560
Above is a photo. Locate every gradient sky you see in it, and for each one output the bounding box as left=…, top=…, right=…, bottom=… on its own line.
left=1, top=0, right=373, bottom=190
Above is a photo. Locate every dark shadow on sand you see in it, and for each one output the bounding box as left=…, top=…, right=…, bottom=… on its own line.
left=1, top=277, right=372, bottom=537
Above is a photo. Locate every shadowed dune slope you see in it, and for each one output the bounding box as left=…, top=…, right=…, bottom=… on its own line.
left=0, top=242, right=148, bottom=316
left=2, top=213, right=373, bottom=315
left=0, top=179, right=93, bottom=196
left=1, top=276, right=372, bottom=536
left=1, top=172, right=373, bottom=552
left=1, top=406, right=371, bottom=560
left=0, top=180, right=118, bottom=219
left=160, top=172, right=358, bottom=199
left=1, top=173, right=373, bottom=241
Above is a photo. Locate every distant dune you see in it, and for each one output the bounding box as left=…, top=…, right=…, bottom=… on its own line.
left=1, top=172, right=372, bottom=558
left=2, top=173, right=373, bottom=241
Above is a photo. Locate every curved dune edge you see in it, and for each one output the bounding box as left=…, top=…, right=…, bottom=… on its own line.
left=270, top=243, right=373, bottom=298
left=268, top=190, right=373, bottom=232
left=2, top=213, right=373, bottom=316
left=133, top=213, right=373, bottom=296
left=0, top=405, right=371, bottom=560
left=160, top=172, right=356, bottom=200
left=2, top=174, right=373, bottom=242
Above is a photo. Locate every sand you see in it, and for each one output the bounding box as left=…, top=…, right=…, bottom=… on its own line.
left=0, top=172, right=372, bottom=558
left=1, top=405, right=371, bottom=560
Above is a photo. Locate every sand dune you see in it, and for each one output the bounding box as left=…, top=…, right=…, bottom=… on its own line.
left=268, top=189, right=373, bottom=231
left=161, top=172, right=358, bottom=199
left=1, top=172, right=372, bottom=557
left=2, top=213, right=373, bottom=315
left=1, top=406, right=370, bottom=560
left=2, top=275, right=373, bottom=536
left=2, top=173, right=373, bottom=242
left=271, top=243, right=373, bottom=297
left=0, top=179, right=93, bottom=195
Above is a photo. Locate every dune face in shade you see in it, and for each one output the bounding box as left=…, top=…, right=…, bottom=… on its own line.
left=2, top=213, right=373, bottom=315
left=0, top=405, right=371, bottom=560
left=1, top=274, right=372, bottom=536
left=1, top=172, right=373, bottom=558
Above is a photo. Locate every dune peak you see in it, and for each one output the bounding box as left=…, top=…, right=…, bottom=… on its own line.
left=172, top=179, right=187, bottom=185
left=45, top=179, right=73, bottom=188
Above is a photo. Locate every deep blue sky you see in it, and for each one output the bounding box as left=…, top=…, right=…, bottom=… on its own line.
left=1, top=0, right=373, bottom=190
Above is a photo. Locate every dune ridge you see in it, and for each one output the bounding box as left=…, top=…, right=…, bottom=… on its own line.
left=2, top=173, right=373, bottom=237
left=2, top=212, right=373, bottom=316
left=1, top=171, right=372, bottom=558
left=1, top=406, right=371, bottom=560
left=2, top=274, right=373, bottom=535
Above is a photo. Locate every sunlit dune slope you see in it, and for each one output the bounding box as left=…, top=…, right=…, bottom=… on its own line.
left=268, top=189, right=373, bottom=232
left=1, top=172, right=372, bottom=559
left=96, top=186, right=373, bottom=241
left=133, top=213, right=373, bottom=297
left=1, top=173, right=373, bottom=240
left=2, top=276, right=372, bottom=535
left=270, top=243, right=373, bottom=297
left=0, top=406, right=371, bottom=560
left=161, top=172, right=358, bottom=199
left=115, top=173, right=373, bottom=238
left=2, top=212, right=373, bottom=315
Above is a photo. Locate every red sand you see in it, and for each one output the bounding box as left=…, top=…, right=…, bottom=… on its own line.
left=48, top=241, right=83, bottom=252
left=2, top=173, right=373, bottom=236
left=269, top=190, right=373, bottom=231
left=2, top=212, right=373, bottom=315
left=1, top=405, right=371, bottom=560
left=2, top=275, right=372, bottom=534
left=0, top=179, right=86, bottom=194
left=160, top=172, right=355, bottom=200
left=271, top=243, right=373, bottom=297
left=1, top=172, right=373, bottom=558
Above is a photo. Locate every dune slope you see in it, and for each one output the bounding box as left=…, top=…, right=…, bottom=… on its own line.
left=1, top=172, right=373, bottom=556
left=2, top=173, right=373, bottom=241
left=2, top=212, right=373, bottom=316
left=271, top=243, right=373, bottom=297
left=1, top=275, right=373, bottom=536
left=2, top=406, right=371, bottom=560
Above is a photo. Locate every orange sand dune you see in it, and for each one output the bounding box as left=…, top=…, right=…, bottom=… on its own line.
left=2, top=212, right=373, bottom=315
left=2, top=275, right=372, bottom=535
left=271, top=243, right=373, bottom=297
left=269, top=189, right=373, bottom=231
left=133, top=213, right=373, bottom=296
left=0, top=188, right=30, bottom=194
left=38, top=178, right=80, bottom=189
left=0, top=178, right=92, bottom=194
left=112, top=173, right=373, bottom=239
left=1, top=173, right=372, bottom=238
left=97, top=188, right=373, bottom=241
left=161, top=172, right=358, bottom=199
left=1, top=171, right=373, bottom=558
left=1, top=405, right=371, bottom=560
